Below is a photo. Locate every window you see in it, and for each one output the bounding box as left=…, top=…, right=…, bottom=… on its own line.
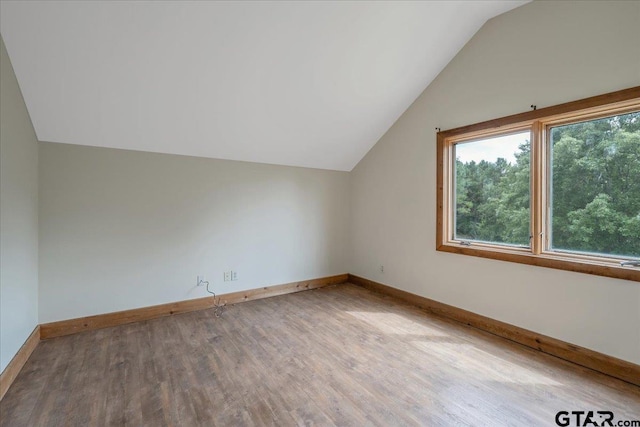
left=437, top=87, right=640, bottom=281
left=454, top=130, right=531, bottom=248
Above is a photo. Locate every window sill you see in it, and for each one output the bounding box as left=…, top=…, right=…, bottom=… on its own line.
left=436, top=243, right=640, bottom=282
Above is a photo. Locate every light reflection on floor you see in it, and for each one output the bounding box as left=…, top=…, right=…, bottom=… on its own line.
left=411, top=341, right=560, bottom=385
left=347, top=310, right=559, bottom=386
left=346, top=311, right=448, bottom=336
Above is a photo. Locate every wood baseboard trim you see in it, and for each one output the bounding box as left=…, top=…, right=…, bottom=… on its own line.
left=0, top=325, right=40, bottom=401
left=40, top=274, right=349, bottom=340
left=348, top=274, right=640, bottom=387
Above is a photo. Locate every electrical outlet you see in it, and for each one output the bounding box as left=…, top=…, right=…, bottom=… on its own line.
left=197, top=275, right=206, bottom=286
left=380, top=265, right=384, bottom=273
left=224, top=271, right=231, bottom=282
left=231, top=270, right=238, bottom=281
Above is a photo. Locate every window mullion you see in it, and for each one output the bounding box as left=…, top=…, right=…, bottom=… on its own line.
left=531, top=121, right=543, bottom=255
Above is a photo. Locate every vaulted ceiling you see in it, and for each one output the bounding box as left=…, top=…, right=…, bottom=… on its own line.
left=1, top=1, right=527, bottom=171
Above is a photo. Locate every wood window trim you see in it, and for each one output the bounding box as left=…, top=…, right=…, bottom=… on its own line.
left=436, top=86, right=640, bottom=282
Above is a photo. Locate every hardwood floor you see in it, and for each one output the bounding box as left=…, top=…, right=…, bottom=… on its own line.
left=1, top=283, right=639, bottom=426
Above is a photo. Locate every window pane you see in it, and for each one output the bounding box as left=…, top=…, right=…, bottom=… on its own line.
left=454, top=131, right=531, bottom=246
left=549, top=111, right=640, bottom=258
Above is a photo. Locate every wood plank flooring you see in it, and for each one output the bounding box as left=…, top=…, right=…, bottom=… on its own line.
left=1, top=283, right=639, bottom=426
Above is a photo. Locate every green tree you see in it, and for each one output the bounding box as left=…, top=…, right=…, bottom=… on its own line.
left=455, top=146, right=530, bottom=246
left=551, top=113, right=640, bottom=256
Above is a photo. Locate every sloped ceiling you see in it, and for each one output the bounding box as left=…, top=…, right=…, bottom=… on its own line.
left=0, top=1, right=527, bottom=171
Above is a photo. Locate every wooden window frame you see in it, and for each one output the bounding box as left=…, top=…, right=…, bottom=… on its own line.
left=436, top=86, right=640, bottom=282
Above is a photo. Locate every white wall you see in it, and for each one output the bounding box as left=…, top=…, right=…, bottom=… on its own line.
left=39, top=143, right=349, bottom=322
left=350, top=0, right=640, bottom=364
left=0, top=37, right=39, bottom=372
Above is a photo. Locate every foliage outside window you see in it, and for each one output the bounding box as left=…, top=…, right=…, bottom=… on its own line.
left=454, top=131, right=531, bottom=247
left=549, top=112, right=640, bottom=258
left=436, top=87, right=640, bottom=282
